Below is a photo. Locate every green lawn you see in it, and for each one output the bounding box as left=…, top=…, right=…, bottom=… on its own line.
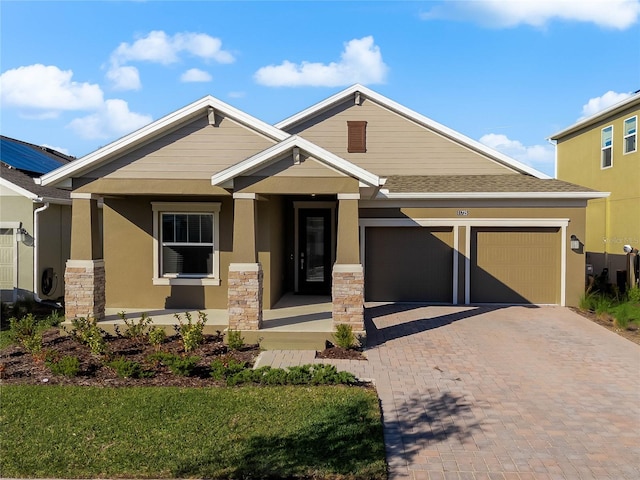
left=1, top=385, right=386, bottom=479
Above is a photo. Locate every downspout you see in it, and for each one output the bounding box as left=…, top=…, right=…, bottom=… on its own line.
left=33, top=201, right=50, bottom=303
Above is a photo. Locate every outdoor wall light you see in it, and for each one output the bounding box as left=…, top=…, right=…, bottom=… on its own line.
left=570, top=235, right=580, bottom=250
left=16, top=228, right=28, bottom=243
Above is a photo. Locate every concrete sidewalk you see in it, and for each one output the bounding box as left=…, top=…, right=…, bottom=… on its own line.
left=258, top=305, right=640, bottom=480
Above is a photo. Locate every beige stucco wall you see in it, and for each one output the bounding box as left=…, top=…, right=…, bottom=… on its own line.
left=360, top=203, right=587, bottom=307
left=37, top=203, right=71, bottom=300
left=286, top=98, right=517, bottom=177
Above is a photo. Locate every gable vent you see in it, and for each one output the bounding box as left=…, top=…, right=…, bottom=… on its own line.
left=347, top=121, right=367, bottom=153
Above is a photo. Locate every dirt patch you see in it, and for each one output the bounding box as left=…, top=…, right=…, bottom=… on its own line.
left=571, top=307, right=640, bottom=346
left=316, top=345, right=367, bottom=360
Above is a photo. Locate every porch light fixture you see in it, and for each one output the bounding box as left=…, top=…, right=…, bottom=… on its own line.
left=570, top=235, right=580, bottom=250
left=16, top=227, right=28, bottom=243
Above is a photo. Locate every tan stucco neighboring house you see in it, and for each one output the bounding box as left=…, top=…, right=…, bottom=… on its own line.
left=1, top=157, right=72, bottom=303
left=38, top=85, right=606, bottom=343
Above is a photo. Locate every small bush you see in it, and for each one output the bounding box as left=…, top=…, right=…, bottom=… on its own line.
left=210, top=356, right=247, bottom=381
left=43, top=309, right=64, bottom=327
left=334, top=323, right=356, bottom=349
left=148, top=326, right=167, bottom=351
left=116, top=312, right=153, bottom=343
left=107, top=357, right=149, bottom=379
left=8, top=314, right=43, bottom=355
left=148, top=352, right=200, bottom=376
left=627, top=286, right=640, bottom=304
left=66, top=317, right=108, bottom=356
left=227, top=329, right=244, bottom=350
left=174, top=311, right=207, bottom=352
left=47, top=355, right=80, bottom=377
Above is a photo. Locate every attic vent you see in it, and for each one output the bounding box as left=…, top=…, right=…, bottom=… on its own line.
left=347, top=121, right=367, bottom=153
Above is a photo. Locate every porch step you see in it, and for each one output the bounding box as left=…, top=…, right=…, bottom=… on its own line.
left=237, top=330, right=332, bottom=351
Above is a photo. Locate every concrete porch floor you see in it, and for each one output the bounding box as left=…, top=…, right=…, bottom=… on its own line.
left=97, top=294, right=335, bottom=350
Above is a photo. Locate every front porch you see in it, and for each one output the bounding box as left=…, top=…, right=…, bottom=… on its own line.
left=94, top=294, right=335, bottom=350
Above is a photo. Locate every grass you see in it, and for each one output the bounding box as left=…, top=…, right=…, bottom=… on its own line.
left=0, top=385, right=386, bottom=479
left=579, top=287, right=640, bottom=328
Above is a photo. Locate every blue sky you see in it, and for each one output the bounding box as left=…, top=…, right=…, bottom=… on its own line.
left=1, top=0, right=639, bottom=177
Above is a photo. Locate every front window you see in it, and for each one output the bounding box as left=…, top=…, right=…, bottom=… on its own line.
left=624, top=116, right=637, bottom=154
left=601, top=125, right=613, bottom=168
left=152, top=202, right=221, bottom=286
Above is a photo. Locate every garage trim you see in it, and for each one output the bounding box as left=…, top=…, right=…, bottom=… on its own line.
left=359, top=217, right=569, bottom=306
left=0, top=222, right=21, bottom=303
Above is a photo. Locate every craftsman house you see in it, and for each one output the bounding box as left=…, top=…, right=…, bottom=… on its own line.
left=38, top=85, right=605, bottom=344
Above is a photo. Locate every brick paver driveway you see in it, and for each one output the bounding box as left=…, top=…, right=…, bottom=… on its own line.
left=365, top=305, right=640, bottom=480
left=257, top=305, right=640, bottom=479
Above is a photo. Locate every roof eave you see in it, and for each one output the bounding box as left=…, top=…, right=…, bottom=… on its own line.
left=376, top=191, right=610, bottom=200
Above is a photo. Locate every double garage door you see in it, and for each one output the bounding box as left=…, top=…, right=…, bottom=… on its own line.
left=365, top=226, right=561, bottom=304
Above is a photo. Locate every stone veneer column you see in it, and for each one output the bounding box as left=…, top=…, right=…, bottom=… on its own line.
left=228, top=263, right=263, bottom=330
left=332, top=264, right=364, bottom=332
left=64, top=259, right=105, bottom=320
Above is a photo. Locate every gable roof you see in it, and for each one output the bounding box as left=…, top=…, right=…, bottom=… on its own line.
left=549, top=91, right=640, bottom=140
left=211, top=135, right=382, bottom=187
left=1, top=135, right=73, bottom=175
left=0, top=163, right=70, bottom=203
left=276, top=84, right=551, bottom=179
left=39, top=95, right=289, bottom=187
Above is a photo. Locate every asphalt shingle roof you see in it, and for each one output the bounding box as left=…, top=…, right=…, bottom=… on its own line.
left=384, top=175, right=598, bottom=194
left=1, top=163, right=70, bottom=201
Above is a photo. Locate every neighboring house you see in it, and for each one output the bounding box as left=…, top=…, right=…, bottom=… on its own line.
left=550, top=92, right=640, bottom=287
left=38, top=85, right=605, bottom=337
left=0, top=136, right=73, bottom=303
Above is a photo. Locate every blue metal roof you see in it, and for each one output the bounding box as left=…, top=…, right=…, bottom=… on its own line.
left=0, top=137, right=68, bottom=174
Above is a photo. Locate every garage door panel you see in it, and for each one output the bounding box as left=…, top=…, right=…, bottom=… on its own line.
left=365, top=227, right=453, bottom=302
left=471, top=227, right=560, bottom=304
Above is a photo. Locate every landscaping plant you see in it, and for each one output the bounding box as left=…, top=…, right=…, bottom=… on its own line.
left=227, top=328, right=245, bottom=350
left=115, top=311, right=153, bottom=343
left=65, top=316, right=108, bottom=355
left=333, top=323, right=356, bottom=349
left=174, top=311, right=207, bottom=352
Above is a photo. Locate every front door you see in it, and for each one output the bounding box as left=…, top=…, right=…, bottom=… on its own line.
left=298, top=209, right=332, bottom=294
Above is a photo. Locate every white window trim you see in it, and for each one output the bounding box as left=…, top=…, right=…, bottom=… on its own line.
left=623, top=115, right=637, bottom=155
left=151, top=202, right=221, bottom=286
left=601, top=125, right=613, bottom=169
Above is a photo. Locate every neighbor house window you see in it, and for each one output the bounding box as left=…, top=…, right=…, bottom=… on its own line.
left=347, top=121, right=367, bottom=153
left=601, top=125, right=613, bottom=168
left=624, top=116, right=637, bottom=154
left=151, top=202, right=221, bottom=286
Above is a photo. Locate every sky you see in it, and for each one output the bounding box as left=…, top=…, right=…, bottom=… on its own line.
left=1, top=0, right=639, bottom=178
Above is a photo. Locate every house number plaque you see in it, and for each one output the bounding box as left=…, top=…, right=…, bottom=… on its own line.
left=456, top=210, right=469, bottom=216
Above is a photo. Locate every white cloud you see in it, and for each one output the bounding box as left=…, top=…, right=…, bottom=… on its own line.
left=0, top=64, right=104, bottom=115
left=67, top=99, right=152, bottom=140
left=579, top=90, right=633, bottom=119
left=421, top=0, right=639, bottom=30
left=107, top=30, right=234, bottom=90
left=106, top=65, right=141, bottom=91
left=227, top=91, right=246, bottom=98
left=180, top=68, right=212, bottom=83
left=480, top=133, right=555, bottom=170
left=254, top=36, right=388, bottom=87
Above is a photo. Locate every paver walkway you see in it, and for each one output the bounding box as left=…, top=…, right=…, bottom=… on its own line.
left=255, top=305, right=640, bottom=480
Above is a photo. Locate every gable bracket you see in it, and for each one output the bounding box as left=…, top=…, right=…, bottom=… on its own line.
left=355, top=91, right=361, bottom=106
left=208, top=107, right=217, bottom=126
left=293, top=147, right=300, bottom=165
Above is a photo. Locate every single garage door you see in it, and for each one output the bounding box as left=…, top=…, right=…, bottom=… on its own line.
left=365, top=226, right=453, bottom=302
left=470, top=227, right=560, bottom=304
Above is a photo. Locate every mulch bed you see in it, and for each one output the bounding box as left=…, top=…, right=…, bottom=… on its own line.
left=571, top=307, right=640, bottom=346
left=0, top=328, right=366, bottom=386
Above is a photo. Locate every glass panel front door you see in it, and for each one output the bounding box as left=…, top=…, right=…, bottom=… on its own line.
left=298, top=209, right=331, bottom=294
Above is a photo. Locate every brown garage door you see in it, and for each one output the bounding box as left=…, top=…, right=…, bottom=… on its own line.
left=365, top=226, right=453, bottom=302
left=470, top=227, right=560, bottom=304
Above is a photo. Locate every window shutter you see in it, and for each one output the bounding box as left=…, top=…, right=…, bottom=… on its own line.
left=347, top=121, right=367, bottom=153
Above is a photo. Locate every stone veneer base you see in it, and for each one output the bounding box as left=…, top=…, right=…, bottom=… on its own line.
left=64, top=259, right=106, bottom=321
left=228, top=263, right=263, bottom=331
left=332, top=264, right=364, bottom=331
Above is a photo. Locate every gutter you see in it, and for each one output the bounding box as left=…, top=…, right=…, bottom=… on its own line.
left=33, top=201, right=50, bottom=303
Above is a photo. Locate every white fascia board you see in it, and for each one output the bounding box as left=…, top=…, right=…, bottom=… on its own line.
left=40, top=95, right=289, bottom=187
left=276, top=84, right=550, bottom=179
left=211, top=135, right=382, bottom=187
left=549, top=93, right=640, bottom=140
left=376, top=191, right=610, bottom=200
left=0, top=176, right=38, bottom=200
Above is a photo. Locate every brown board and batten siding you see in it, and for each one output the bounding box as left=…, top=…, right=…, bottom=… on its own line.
left=285, top=98, right=517, bottom=177
left=84, top=115, right=276, bottom=181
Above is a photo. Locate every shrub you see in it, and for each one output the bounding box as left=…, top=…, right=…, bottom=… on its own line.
left=107, top=357, right=149, bottom=379
left=43, top=309, right=64, bottom=327
left=210, top=356, right=247, bottom=381
left=627, top=286, right=640, bottom=304
left=116, top=312, right=153, bottom=343
left=8, top=314, right=43, bottom=355
left=174, top=311, right=207, bottom=352
left=227, top=329, right=245, bottom=350
left=47, top=355, right=80, bottom=377
left=66, top=317, right=108, bottom=355
left=148, top=326, right=167, bottom=351
left=333, top=323, right=356, bottom=349
left=147, top=352, right=200, bottom=376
